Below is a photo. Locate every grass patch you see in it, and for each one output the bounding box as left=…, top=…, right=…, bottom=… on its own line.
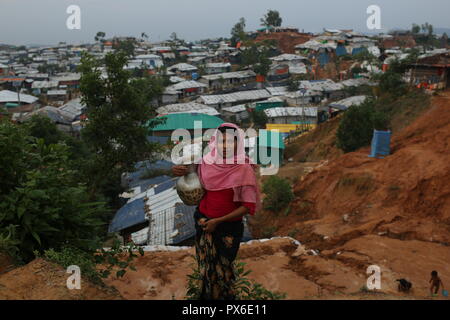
left=288, top=228, right=299, bottom=238
left=261, top=226, right=278, bottom=239
left=337, top=173, right=375, bottom=196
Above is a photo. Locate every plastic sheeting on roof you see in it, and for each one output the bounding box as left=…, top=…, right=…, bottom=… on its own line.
left=0, top=90, right=38, bottom=104
left=299, top=79, right=344, bottom=92
left=329, top=95, right=368, bottom=110
left=222, top=104, right=247, bottom=113
left=109, top=176, right=177, bottom=233
left=167, top=63, right=198, bottom=72
left=166, top=80, right=207, bottom=91
left=157, top=102, right=219, bottom=116
left=21, top=106, right=72, bottom=124
left=59, top=98, right=85, bottom=121
left=270, top=53, right=307, bottom=61
left=31, top=80, right=59, bottom=89
left=201, top=70, right=256, bottom=81
left=264, top=106, right=318, bottom=118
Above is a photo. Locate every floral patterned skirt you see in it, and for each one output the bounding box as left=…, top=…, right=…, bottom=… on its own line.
left=193, top=208, right=244, bottom=300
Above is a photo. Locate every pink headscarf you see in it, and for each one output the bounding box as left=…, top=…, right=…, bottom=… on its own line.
left=198, top=123, right=261, bottom=212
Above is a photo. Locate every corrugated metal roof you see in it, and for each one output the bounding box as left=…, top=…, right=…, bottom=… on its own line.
left=145, top=183, right=181, bottom=216
left=205, top=62, right=231, bottom=68
left=167, top=63, right=198, bottom=72
left=146, top=203, right=196, bottom=245
left=127, top=178, right=176, bottom=204
left=59, top=98, right=85, bottom=121
left=266, top=86, right=287, bottom=96
left=222, top=104, right=247, bottom=113
left=166, top=80, right=207, bottom=91
left=21, top=106, right=72, bottom=124
left=47, top=90, right=67, bottom=95
left=299, top=79, right=344, bottom=92
left=0, top=90, right=38, bottom=104
left=201, top=70, right=255, bottom=81
left=169, top=76, right=185, bottom=83
left=109, top=176, right=177, bottom=233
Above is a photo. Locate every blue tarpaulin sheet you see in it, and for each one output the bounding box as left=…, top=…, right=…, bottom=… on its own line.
left=109, top=198, right=145, bottom=233
left=318, top=52, right=330, bottom=66
left=369, top=130, right=391, bottom=158
left=336, top=45, right=347, bottom=56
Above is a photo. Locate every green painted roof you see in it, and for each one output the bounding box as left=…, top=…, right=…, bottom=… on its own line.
left=258, top=129, right=285, bottom=149
left=148, top=113, right=224, bottom=132
left=255, top=101, right=284, bottom=111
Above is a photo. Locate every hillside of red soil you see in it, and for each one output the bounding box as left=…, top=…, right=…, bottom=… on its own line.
left=251, top=90, right=450, bottom=298
left=255, top=32, right=311, bottom=54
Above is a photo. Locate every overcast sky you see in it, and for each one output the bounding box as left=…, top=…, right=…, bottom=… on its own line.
left=0, top=0, right=449, bottom=46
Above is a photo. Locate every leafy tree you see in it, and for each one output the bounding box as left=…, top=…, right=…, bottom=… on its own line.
left=240, top=42, right=272, bottom=77
left=411, top=24, right=421, bottom=35
left=141, top=32, right=149, bottom=41
left=170, top=32, right=178, bottom=42
left=231, top=17, right=247, bottom=47
left=260, top=10, right=282, bottom=27
left=441, top=33, right=449, bottom=48
left=23, top=115, right=91, bottom=168
left=336, top=98, right=389, bottom=153
left=287, top=78, right=299, bottom=92
left=114, top=39, right=136, bottom=57
left=78, top=51, right=164, bottom=196
left=95, top=31, right=106, bottom=43
left=37, top=63, right=66, bottom=75
left=24, top=115, right=63, bottom=145
left=379, top=71, right=407, bottom=96
left=251, top=109, right=268, bottom=129
left=262, top=176, right=294, bottom=212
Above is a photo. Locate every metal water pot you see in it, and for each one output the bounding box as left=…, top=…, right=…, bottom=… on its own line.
left=176, top=164, right=205, bottom=206
left=175, top=143, right=205, bottom=206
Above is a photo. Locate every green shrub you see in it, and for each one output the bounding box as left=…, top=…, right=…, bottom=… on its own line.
left=262, top=176, right=294, bottom=212
left=336, top=98, right=389, bottom=153
left=288, top=228, right=299, bottom=238
left=379, top=71, right=407, bottom=96
left=40, top=240, right=144, bottom=285
left=0, top=225, right=21, bottom=262
left=261, top=226, right=278, bottom=238
left=0, top=120, right=108, bottom=262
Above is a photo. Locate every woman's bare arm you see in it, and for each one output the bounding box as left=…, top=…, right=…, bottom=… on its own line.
left=172, top=164, right=199, bottom=176
left=216, top=206, right=249, bottom=223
